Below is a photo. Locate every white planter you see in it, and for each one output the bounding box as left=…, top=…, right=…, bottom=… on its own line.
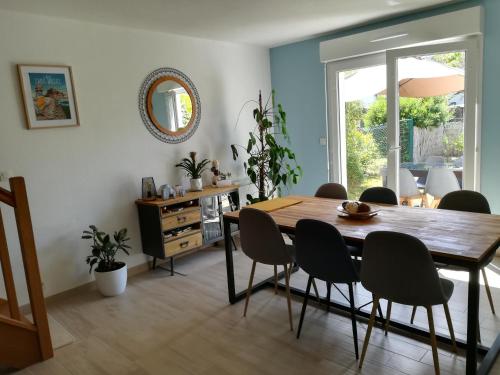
left=94, top=263, right=127, bottom=297
left=190, top=178, right=203, bottom=191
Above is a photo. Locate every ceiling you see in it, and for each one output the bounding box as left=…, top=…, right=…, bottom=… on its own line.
left=0, top=0, right=461, bottom=47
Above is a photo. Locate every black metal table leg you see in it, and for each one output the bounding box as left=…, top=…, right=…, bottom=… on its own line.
left=478, top=333, right=500, bottom=375
left=466, top=266, right=480, bottom=375
left=224, top=218, right=236, bottom=304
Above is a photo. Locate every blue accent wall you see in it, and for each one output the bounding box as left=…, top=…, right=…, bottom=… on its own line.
left=480, top=0, right=500, bottom=212
left=270, top=38, right=328, bottom=195
left=271, top=0, right=500, bottom=212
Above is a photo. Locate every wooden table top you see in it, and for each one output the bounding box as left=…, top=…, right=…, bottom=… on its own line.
left=224, top=195, right=500, bottom=265
left=136, top=185, right=239, bottom=207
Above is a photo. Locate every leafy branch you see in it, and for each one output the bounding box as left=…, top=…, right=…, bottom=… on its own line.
left=231, top=90, right=302, bottom=203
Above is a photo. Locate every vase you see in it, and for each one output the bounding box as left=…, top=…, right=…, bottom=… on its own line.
left=94, top=262, right=127, bottom=297
left=190, top=178, right=203, bottom=191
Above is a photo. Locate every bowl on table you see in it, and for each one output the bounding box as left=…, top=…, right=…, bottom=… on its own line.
left=337, top=201, right=379, bottom=220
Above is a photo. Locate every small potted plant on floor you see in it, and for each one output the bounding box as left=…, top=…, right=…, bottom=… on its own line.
left=175, top=151, right=210, bottom=191
left=82, top=225, right=131, bottom=296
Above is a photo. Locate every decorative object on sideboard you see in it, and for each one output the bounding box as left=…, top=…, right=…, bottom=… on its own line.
left=81, top=226, right=131, bottom=297
left=17, top=64, right=79, bottom=129
left=210, top=160, right=222, bottom=185
left=175, top=152, right=210, bottom=191
left=142, top=177, right=157, bottom=200
left=138, top=67, right=201, bottom=143
left=175, top=184, right=186, bottom=197
left=159, top=184, right=172, bottom=200
left=211, top=160, right=232, bottom=186
left=231, top=90, right=302, bottom=203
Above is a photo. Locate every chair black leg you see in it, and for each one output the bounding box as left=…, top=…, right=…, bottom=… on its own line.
left=297, top=276, right=312, bottom=339
left=377, top=302, right=384, bottom=321
left=348, top=283, right=359, bottom=359
left=410, top=305, right=417, bottom=324
left=326, top=282, right=331, bottom=312
left=385, top=301, right=392, bottom=336
left=311, top=278, right=321, bottom=302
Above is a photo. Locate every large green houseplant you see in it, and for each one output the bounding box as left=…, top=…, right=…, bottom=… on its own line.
left=231, top=91, right=302, bottom=203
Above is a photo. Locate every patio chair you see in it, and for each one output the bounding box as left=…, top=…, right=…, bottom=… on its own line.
left=399, top=168, right=422, bottom=207
left=424, top=168, right=460, bottom=208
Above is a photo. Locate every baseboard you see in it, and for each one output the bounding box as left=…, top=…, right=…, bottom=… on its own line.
left=20, top=260, right=155, bottom=313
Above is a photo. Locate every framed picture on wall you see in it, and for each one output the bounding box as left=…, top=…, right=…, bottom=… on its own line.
left=17, top=64, right=80, bottom=129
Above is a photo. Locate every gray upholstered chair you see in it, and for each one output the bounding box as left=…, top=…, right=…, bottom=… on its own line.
left=295, top=219, right=361, bottom=359
left=410, top=190, right=495, bottom=328
left=349, top=186, right=399, bottom=261
left=359, top=186, right=398, bottom=205
left=315, top=183, right=348, bottom=200
left=359, top=231, right=457, bottom=375
left=239, top=208, right=295, bottom=331
left=313, top=183, right=355, bottom=304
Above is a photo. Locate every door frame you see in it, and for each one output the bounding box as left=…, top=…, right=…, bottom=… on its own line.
left=386, top=38, right=482, bottom=195
left=326, top=36, right=482, bottom=195
left=326, top=53, right=386, bottom=185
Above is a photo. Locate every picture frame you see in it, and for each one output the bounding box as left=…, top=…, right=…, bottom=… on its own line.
left=142, top=177, right=157, bottom=200
left=17, top=64, right=80, bottom=129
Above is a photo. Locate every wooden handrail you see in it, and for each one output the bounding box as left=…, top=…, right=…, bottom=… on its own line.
left=0, top=210, right=21, bottom=320
left=0, top=177, right=53, bottom=368
left=0, top=187, right=15, bottom=207
left=9, top=177, right=53, bottom=360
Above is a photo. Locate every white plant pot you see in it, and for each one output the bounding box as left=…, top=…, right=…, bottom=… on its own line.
left=94, top=263, right=127, bottom=297
left=190, top=178, right=203, bottom=191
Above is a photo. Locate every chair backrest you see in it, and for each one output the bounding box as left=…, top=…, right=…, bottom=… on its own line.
left=239, top=208, right=292, bottom=265
left=425, top=168, right=460, bottom=199
left=315, top=183, right=348, bottom=200
left=359, top=187, right=398, bottom=205
left=399, top=168, right=419, bottom=197
left=295, top=219, right=358, bottom=283
left=438, top=190, right=491, bottom=214
left=361, top=231, right=447, bottom=306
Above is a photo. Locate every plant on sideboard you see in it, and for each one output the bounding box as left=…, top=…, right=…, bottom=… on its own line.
left=81, top=225, right=131, bottom=296
left=175, top=151, right=210, bottom=191
left=231, top=90, right=302, bottom=203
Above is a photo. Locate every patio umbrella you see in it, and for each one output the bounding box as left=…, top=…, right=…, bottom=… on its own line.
left=342, top=57, right=464, bottom=101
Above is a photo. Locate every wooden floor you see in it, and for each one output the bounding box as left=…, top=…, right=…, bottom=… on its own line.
left=4, top=244, right=500, bottom=375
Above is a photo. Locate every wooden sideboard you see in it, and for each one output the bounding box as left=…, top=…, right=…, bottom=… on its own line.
left=135, top=185, right=240, bottom=275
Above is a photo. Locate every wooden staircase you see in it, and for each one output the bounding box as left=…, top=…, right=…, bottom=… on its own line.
left=0, top=177, right=53, bottom=369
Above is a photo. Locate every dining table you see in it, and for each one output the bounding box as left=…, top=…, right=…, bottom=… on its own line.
left=223, top=195, right=500, bottom=375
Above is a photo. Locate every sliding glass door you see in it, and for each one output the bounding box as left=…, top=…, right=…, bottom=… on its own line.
left=327, top=53, right=387, bottom=200
left=327, top=38, right=480, bottom=203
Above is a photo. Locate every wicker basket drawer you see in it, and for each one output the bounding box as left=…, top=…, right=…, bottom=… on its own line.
left=164, top=232, right=202, bottom=257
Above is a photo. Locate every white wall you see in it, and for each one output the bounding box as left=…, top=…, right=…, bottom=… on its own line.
left=0, top=9, right=270, bottom=304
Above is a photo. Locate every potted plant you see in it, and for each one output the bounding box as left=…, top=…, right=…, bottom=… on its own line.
left=175, top=151, right=210, bottom=191
left=231, top=90, right=302, bottom=203
left=81, top=225, right=131, bottom=297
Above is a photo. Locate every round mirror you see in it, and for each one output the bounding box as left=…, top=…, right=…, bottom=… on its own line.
left=139, top=68, right=201, bottom=143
